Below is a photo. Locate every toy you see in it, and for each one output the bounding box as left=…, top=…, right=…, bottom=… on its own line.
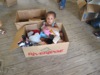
left=18, top=35, right=33, bottom=47
left=29, top=33, right=41, bottom=43
left=53, top=36, right=60, bottom=44
left=40, top=31, right=48, bottom=38
left=27, top=29, right=40, bottom=37
left=27, top=31, right=34, bottom=37
left=0, top=29, right=5, bottom=34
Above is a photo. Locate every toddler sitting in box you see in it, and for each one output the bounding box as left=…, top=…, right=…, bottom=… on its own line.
left=40, top=11, right=63, bottom=44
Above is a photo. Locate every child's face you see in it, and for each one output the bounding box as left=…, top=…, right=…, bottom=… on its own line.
left=46, top=14, right=55, bottom=25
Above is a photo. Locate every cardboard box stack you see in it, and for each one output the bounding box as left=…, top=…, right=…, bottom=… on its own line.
left=11, top=9, right=69, bottom=57
left=77, top=0, right=100, bottom=21
left=0, top=0, right=17, bottom=7
left=77, top=0, right=100, bottom=37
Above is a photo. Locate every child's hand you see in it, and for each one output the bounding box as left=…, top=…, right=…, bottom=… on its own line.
left=43, top=26, right=51, bottom=30
left=46, top=26, right=52, bottom=30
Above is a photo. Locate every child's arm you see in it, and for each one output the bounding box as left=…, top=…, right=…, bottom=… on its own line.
left=53, top=24, right=60, bottom=31
left=46, top=26, right=60, bottom=31
left=54, top=24, right=59, bottom=28
left=51, top=27, right=59, bottom=31
left=52, top=23, right=60, bottom=31
left=41, top=21, right=46, bottom=30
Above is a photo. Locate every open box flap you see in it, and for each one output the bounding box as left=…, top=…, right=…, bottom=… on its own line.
left=62, top=25, right=69, bottom=42
left=16, top=9, right=46, bottom=21
left=87, top=4, right=100, bottom=13
left=10, top=26, right=25, bottom=50
left=80, top=6, right=99, bottom=21
left=77, top=0, right=87, bottom=9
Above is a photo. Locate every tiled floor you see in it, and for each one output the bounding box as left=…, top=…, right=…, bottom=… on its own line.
left=0, top=0, right=100, bottom=75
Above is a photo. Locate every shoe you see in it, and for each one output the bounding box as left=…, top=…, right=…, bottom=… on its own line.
left=59, top=6, right=64, bottom=10
left=93, top=31, right=100, bottom=38
left=0, top=29, right=5, bottom=34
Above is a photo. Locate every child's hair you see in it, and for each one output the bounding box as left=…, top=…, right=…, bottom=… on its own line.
left=46, top=11, right=56, bottom=18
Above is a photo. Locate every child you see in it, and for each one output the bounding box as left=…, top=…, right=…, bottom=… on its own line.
left=40, top=11, right=64, bottom=44
left=27, top=11, right=64, bottom=45
left=40, top=11, right=60, bottom=38
left=42, top=11, right=59, bottom=30
left=0, top=21, right=5, bottom=34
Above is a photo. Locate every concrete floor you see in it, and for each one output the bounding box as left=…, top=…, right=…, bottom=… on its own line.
left=0, top=0, right=100, bottom=75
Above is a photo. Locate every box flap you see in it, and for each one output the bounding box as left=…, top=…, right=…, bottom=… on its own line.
left=15, top=12, right=19, bottom=22
left=62, top=25, right=69, bottom=42
left=10, top=26, right=25, bottom=50
left=79, top=6, right=98, bottom=21
left=17, top=9, right=46, bottom=20
left=29, top=18, right=41, bottom=22
left=87, top=4, right=100, bottom=13
left=15, top=20, right=43, bottom=30
left=77, top=0, right=87, bottom=9
left=25, top=24, right=39, bottom=31
left=88, top=0, right=100, bottom=5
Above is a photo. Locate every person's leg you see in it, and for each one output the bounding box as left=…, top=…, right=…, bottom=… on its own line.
left=59, top=0, right=66, bottom=9
left=57, top=0, right=61, bottom=3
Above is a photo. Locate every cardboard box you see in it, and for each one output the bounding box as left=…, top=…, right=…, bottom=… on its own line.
left=10, top=21, right=69, bottom=57
left=77, top=0, right=100, bottom=21
left=87, top=4, right=100, bottom=13
left=15, top=9, right=46, bottom=30
left=77, top=0, right=87, bottom=9
left=6, top=0, right=17, bottom=7
left=88, top=0, right=100, bottom=5
left=80, top=7, right=99, bottom=21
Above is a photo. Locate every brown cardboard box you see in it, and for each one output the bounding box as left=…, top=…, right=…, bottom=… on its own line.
left=77, top=0, right=87, bottom=9
left=87, top=4, right=100, bottom=13
left=29, top=18, right=41, bottom=22
left=80, top=7, right=99, bottom=21
left=77, top=0, right=100, bottom=21
left=15, top=9, right=46, bottom=30
left=6, top=0, right=17, bottom=7
left=10, top=21, right=69, bottom=57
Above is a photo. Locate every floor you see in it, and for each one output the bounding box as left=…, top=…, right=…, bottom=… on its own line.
left=0, top=0, right=100, bottom=75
